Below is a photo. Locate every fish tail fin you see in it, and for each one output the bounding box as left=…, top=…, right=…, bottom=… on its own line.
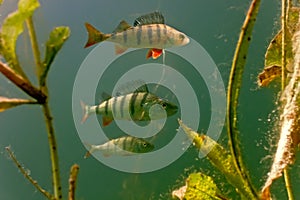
left=84, top=23, right=110, bottom=48
left=80, top=101, right=90, bottom=123
left=84, top=143, right=96, bottom=159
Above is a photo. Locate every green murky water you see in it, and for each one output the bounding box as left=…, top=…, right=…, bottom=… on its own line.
left=1, top=0, right=300, bottom=199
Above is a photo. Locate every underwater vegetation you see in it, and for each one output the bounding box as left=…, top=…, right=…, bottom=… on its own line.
left=0, top=0, right=299, bottom=200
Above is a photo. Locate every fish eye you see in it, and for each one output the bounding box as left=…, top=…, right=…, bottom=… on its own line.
left=143, top=142, right=148, bottom=147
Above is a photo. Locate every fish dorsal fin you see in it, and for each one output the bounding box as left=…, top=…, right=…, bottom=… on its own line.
left=115, top=80, right=149, bottom=96
left=101, top=92, right=112, bottom=101
left=133, top=11, right=165, bottom=26
left=113, top=20, right=131, bottom=33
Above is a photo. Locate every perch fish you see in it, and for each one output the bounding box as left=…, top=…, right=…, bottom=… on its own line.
left=81, top=83, right=178, bottom=126
left=84, top=11, right=190, bottom=59
left=84, top=136, right=154, bottom=158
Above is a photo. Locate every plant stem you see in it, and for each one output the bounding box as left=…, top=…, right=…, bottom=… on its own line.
left=281, top=1, right=294, bottom=199
left=26, top=14, right=62, bottom=199
left=281, top=0, right=287, bottom=90
left=68, top=164, right=80, bottom=200
left=26, top=17, right=42, bottom=80
left=42, top=102, right=62, bottom=200
left=5, top=146, right=54, bottom=200
left=284, top=168, right=294, bottom=200
left=226, top=0, right=260, bottom=198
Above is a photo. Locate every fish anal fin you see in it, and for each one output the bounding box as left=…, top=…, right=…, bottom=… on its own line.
left=146, top=48, right=163, bottom=59
left=102, top=153, right=110, bottom=157
left=102, top=116, right=114, bottom=126
left=115, top=44, right=128, bottom=54
left=113, top=20, right=131, bottom=33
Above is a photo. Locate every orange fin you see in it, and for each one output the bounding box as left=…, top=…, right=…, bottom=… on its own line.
left=102, top=116, right=114, bottom=126
left=84, top=23, right=110, bottom=48
left=146, top=48, right=163, bottom=59
left=115, top=44, right=128, bottom=54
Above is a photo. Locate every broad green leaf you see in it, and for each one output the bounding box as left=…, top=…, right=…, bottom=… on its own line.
left=0, top=0, right=39, bottom=79
left=178, top=119, right=256, bottom=199
left=264, top=31, right=293, bottom=68
left=40, top=26, right=70, bottom=86
left=172, top=173, right=225, bottom=200
left=0, top=96, right=38, bottom=112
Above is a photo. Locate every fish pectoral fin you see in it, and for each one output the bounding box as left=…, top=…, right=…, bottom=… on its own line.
left=115, top=44, right=128, bottom=55
left=146, top=48, right=163, bottom=59
left=102, top=116, right=114, bottom=126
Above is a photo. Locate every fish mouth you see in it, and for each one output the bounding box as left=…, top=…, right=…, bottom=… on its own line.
left=183, top=36, right=190, bottom=45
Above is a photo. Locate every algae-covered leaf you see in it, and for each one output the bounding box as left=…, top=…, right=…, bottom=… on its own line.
left=259, top=7, right=300, bottom=87
left=172, top=173, right=226, bottom=200
left=0, top=96, right=38, bottom=112
left=178, top=119, right=256, bottom=199
left=0, top=0, right=40, bottom=78
left=40, top=26, right=70, bottom=86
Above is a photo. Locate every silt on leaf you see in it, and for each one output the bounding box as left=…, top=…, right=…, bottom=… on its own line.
left=172, top=173, right=226, bottom=200
left=0, top=96, right=38, bottom=112
left=0, top=0, right=40, bottom=79
left=40, top=26, right=70, bottom=86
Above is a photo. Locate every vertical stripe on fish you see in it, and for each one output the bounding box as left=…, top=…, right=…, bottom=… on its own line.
left=156, top=24, right=161, bottom=43
left=147, top=25, right=153, bottom=44
left=136, top=26, right=142, bottom=45
left=122, top=30, right=127, bottom=44
left=130, top=92, right=138, bottom=116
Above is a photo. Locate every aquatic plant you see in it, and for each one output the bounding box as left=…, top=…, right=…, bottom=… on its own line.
left=173, top=0, right=299, bottom=199
left=0, top=0, right=73, bottom=199
left=0, top=0, right=299, bottom=199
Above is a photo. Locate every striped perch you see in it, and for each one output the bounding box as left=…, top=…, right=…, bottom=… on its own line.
left=81, top=89, right=178, bottom=126
left=84, top=136, right=154, bottom=158
left=84, top=11, right=189, bottom=59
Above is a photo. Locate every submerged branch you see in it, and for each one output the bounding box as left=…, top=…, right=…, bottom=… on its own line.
left=226, top=0, right=260, bottom=198
left=0, top=61, right=46, bottom=103
left=5, top=146, right=54, bottom=200
left=68, top=164, right=79, bottom=200
left=42, top=102, right=62, bottom=200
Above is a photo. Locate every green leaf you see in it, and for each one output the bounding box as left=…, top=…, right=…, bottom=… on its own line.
left=264, top=31, right=293, bottom=68
left=0, top=96, right=38, bottom=112
left=178, top=119, right=256, bottom=199
left=172, top=173, right=226, bottom=200
left=0, top=0, right=40, bottom=79
left=40, top=26, right=70, bottom=86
